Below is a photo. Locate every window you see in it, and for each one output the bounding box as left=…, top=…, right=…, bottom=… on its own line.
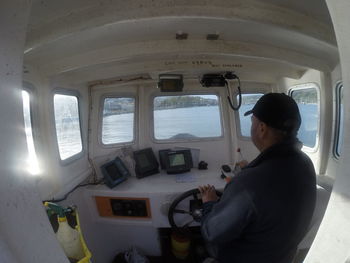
left=290, top=84, right=319, bottom=148
left=153, top=94, right=222, bottom=140
left=237, top=93, right=263, bottom=137
left=101, top=97, right=135, bottom=145
left=54, top=93, right=83, bottom=161
left=334, top=83, right=344, bottom=157
left=22, top=90, right=40, bottom=175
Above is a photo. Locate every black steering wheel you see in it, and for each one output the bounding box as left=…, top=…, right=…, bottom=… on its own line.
left=168, top=188, right=222, bottom=233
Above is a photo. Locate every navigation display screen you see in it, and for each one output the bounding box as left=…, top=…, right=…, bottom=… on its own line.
left=100, top=157, right=130, bottom=188
left=133, top=148, right=159, bottom=178
left=137, top=153, right=150, bottom=168
left=169, top=153, right=185, bottom=167
left=105, top=163, right=122, bottom=180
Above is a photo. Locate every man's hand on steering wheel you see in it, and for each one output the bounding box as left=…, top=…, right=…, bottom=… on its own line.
left=168, top=188, right=222, bottom=231
left=198, top=184, right=219, bottom=203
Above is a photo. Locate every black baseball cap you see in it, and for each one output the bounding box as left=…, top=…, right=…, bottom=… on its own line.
left=244, top=93, right=301, bottom=133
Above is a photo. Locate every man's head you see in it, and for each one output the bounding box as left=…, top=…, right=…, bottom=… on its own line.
left=245, top=93, right=301, bottom=151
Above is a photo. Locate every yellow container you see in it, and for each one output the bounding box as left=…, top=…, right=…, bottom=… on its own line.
left=171, top=232, right=191, bottom=260
left=74, top=211, right=92, bottom=263
left=45, top=203, right=92, bottom=263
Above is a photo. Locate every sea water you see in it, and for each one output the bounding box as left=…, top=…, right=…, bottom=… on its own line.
left=56, top=104, right=318, bottom=158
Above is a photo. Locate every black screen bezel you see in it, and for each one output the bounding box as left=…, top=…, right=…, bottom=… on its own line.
left=164, top=149, right=192, bottom=174
left=133, top=148, right=159, bottom=178
left=100, top=157, right=130, bottom=188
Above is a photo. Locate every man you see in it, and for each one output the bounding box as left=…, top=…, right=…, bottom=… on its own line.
left=199, top=93, right=316, bottom=263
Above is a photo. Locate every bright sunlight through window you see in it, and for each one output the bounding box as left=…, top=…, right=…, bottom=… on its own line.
left=54, top=94, right=83, bottom=161
left=22, top=90, right=41, bottom=175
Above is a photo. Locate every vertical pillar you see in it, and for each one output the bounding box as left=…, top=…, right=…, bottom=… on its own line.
left=305, top=1, right=350, bottom=262
left=0, top=1, right=68, bottom=262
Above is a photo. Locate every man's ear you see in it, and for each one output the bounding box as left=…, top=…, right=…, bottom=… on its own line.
left=258, top=122, right=268, bottom=138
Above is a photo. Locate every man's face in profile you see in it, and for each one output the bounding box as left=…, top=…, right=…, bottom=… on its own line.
left=250, top=115, right=260, bottom=149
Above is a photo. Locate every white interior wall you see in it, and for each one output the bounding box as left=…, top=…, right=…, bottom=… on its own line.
left=0, top=1, right=347, bottom=262
left=235, top=82, right=272, bottom=163
left=90, top=84, right=138, bottom=158
left=90, top=80, right=235, bottom=170
left=277, top=69, right=325, bottom=174
left=0, top=1, right=68, bottom=262
left=142, top=81, right=233, bottom=168
left=60, top=188, right=161, bottom=263
left=89, top=80, right=274, bottom=170
left=46, top=81, right=91, bottom=200
left=325, top=64, right=342, bottom=180
left=305, top=1, right=350, bottom=262
left=23, top=65, right=92, bottom=200
left=318, top=70, right=333, bottom=176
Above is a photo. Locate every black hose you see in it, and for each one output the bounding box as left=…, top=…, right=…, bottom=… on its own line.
left=226, top=77, right=242, bottom=111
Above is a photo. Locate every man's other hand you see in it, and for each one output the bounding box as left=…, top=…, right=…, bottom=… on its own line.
left=198, top=184, right=218, bottom=203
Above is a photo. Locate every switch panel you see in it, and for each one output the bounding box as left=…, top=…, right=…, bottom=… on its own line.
left=95, top=196, right=151, bottom=219
left=110, top=199, right=147, bottom=217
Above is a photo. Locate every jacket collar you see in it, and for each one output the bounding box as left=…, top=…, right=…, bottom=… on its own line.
left=245, top=138, right=302, bottom=169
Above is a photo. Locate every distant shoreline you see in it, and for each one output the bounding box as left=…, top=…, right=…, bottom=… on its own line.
left=103, top=104, right=217, bottom=116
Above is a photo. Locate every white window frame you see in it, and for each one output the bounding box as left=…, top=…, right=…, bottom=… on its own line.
left=98, top=93, right=137, bottom=147
left=333, top=81, right=343, bottom=159
left=288, top=83, right=321, bottom=152
left=235, top=92, right=264, bottom=140
left=53, top=89, right=84, bottom=165
left=150, top=91, right=225, bottom=143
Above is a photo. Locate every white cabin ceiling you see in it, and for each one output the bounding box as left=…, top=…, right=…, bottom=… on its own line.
left=25, top=0, right=338, bottom=84
left=257, top=0, right=332, bottom=24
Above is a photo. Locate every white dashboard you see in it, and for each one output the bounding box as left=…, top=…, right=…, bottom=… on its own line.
left=85, top=168, right=226, bottom=228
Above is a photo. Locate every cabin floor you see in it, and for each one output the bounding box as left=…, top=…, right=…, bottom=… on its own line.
left=111, top=227, right=209, bottom=263
left=158, top=227, right=210, bottom=263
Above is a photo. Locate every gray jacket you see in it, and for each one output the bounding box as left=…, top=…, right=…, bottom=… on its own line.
left=201, top=140, right=316, bottom=263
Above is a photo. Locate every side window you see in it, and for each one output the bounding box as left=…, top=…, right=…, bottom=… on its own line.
left=237, top=93, right=263, bottom=137
left=22, top=90, right=40, bottom=175
left=290, top=84, right=319, bottom=149
left=101, top=97, right=135, bottom=145
left=53, top=93, right=83, bottom=161
left=334, top=83, right=344, bottom=157
left=153, top=94, right=222, bottom=140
